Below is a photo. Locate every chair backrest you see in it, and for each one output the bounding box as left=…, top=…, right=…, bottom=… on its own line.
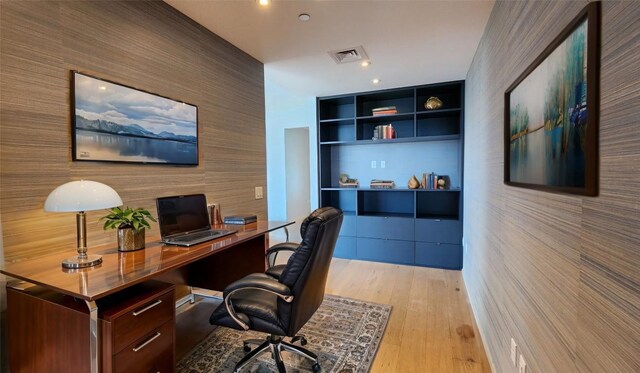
left=277, top=207, right=343, bottom=336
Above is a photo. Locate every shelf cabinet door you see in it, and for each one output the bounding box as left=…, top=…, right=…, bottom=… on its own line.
left=357, top=216, right=414, bottom=241
left=341, top=214, right=357, bottom=236
left=334, top=236, right=357, bottom=259
left=356, top=237, right=414, bottom=265
left=415, top=219, right=462, bottom=244
left=415, top=242, right=462, bottom=269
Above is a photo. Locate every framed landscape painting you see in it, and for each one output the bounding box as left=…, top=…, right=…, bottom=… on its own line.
left=72, top=71, right=198, bottom=165
left=504, top=2, right=599, bottom=196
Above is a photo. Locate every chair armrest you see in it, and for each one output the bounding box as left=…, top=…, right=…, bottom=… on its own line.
left=266, top=242, right=299, bottom=268
left=224, top=273, right=292, bottom=298
left=223, top=274, right=293, bottom=331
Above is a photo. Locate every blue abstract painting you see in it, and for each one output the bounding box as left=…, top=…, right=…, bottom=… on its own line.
left=508, top=20, right=588, bottom=188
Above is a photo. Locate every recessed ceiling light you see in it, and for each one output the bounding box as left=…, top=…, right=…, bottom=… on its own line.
left=298, top=13, right=310, bottom=22
left=361, top=61, right=370, bottom=67
left=258, top=0, right=269, bottom=6
left=372, top=78, right=380, bottom=84
left=99, top=86, right=106, bottom=91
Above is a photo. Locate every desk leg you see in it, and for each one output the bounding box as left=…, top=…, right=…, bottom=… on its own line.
left=85, top=300, right=99, bottom=373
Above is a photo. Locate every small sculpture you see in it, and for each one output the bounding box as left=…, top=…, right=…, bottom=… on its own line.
left=424, top=96, right=443, bottom=110
left=408, top=175, right=420, bottom=189
left=421, top=173, right=427, bottom=189
left=339, top=174, right=359, bottom=187
left=437, top=177, right=447, bottom=189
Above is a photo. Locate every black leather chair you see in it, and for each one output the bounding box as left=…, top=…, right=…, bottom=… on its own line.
left=264, top=237, right=299, bottom=280
left=209, top=207, right=343, bottom=373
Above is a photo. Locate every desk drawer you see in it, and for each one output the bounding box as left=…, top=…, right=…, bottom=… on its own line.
left=114, top=320, right=174, bottom=373
left=112, top=289, right=174, bottom=353
left=357, top=216, right=414, bottom=241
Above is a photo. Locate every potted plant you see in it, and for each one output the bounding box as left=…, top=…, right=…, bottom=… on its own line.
left=101, top=207, right=156, bottom=252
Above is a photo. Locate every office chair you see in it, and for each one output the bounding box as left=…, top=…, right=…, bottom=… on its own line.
left=209, top=207, right=343, bottom=373
left=265, top=231, right=298, bottom=280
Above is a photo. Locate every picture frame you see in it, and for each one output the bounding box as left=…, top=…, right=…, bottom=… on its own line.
left=71, top=71, right=199, bottom=165
left=504, top=2, right=600, bottom=196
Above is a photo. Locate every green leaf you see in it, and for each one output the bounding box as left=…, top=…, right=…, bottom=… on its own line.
left=99, top=205, right=155, bottom=230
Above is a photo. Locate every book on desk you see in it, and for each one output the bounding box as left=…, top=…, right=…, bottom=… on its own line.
left=224, top=214, right=257, bottom=225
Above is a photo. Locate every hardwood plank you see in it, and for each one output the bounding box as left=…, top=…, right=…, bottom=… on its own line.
left=326, top=258, right=490, bottom=373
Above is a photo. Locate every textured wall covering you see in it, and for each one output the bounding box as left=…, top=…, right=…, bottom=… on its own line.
left=464, top=1, right=639, bottom=372
left=0, top=1, right=267, bottom=262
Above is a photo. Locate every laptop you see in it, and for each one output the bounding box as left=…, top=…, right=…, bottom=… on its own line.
left=156, top=194, right=236, bottom=247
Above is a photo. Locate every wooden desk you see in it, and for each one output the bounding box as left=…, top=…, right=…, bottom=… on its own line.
left=1, top=221, right=292, bottom=373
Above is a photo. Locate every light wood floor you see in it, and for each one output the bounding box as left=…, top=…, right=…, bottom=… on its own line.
left=325, top=258, right=491, bottom=373
left=176, top=258, right=491, bottom=372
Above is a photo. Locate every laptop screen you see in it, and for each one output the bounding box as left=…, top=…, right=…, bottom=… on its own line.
left=156, top=194, right=210, bottom=238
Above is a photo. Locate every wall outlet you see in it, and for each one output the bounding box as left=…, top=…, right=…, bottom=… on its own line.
left=510, top=338, right=518, bottom=367
left=518, top=354, right=527, bottom=373
left=380, top=160, right=386, bottom=168
left=371, top=160, right=377, bottom=169
left=255, top=186, right=263, bottom=199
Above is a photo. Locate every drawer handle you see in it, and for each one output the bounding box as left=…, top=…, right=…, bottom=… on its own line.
left=435, top=219, right=441, bottom=222
left=132, top=299, right=162, bottom=316
left=132, top=332, right=161, bottom=352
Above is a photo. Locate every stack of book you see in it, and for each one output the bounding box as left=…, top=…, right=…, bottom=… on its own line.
left=372, top=124, right=396, bottom=140
left=224, top=214, right=257, bottom=225
left=372, top=106, right=397, bottom=116
left=370, top=179, right=395, bottom=189
left=425, top=173, right=449, bottom=190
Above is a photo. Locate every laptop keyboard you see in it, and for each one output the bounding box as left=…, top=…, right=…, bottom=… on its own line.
left=171, top=230, right=220, bottom=243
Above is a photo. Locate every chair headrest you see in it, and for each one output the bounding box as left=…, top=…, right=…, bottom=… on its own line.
left=299, top=207, right=341, bottom=237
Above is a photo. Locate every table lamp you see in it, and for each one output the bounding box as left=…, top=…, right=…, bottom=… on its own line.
left=45, top=180, right=123, bottom=269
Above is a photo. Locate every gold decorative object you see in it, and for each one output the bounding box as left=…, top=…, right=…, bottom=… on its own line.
left=408, top=175, right=420, bottom=189
left=421, top=173, right=427, bottom=189
left=424, top=96, right=443, bottom=110
left=117, top=227, right=145, bottom=251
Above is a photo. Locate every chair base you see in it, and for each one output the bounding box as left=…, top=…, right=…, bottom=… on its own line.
left=235, top=335, right=320, bottom=373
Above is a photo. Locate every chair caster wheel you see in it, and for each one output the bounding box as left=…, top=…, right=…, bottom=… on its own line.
left=291, top=335, right=307, bottom=346
left=312, top=363, right=321, bottom=373
left=243, top=343, right=251, bottom=353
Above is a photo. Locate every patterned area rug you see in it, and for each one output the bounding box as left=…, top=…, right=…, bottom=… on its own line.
left=177, top=295, right=391, bottom=373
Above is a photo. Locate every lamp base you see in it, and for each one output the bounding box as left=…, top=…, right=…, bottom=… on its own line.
left=61, top=254, right=103, bottom=269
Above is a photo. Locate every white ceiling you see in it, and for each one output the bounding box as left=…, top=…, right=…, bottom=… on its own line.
left=165, top=0, right=494, bottom=97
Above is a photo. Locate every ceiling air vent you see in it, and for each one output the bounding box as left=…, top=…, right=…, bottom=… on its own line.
left=328, top=46, right=369, bottom=64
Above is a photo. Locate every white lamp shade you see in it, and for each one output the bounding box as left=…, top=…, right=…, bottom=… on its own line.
left=44, top=180, right=123, bottom=212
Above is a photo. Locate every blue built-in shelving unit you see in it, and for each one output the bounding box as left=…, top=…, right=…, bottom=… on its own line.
left=317, top=81, right=465, bottom=270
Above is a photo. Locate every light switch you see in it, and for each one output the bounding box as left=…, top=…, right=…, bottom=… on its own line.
left=380, top=160, right=386, bottom=168
left=371, top=161, right=377, bottom=169
left=255, top=186, right=263, bottom=199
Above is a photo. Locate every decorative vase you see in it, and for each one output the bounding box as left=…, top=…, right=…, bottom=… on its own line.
left=424, top=96, right=443, bottom=110
left=408, top=175, right=420, bottom=189
left=117, top=227, right=145, bottom=252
